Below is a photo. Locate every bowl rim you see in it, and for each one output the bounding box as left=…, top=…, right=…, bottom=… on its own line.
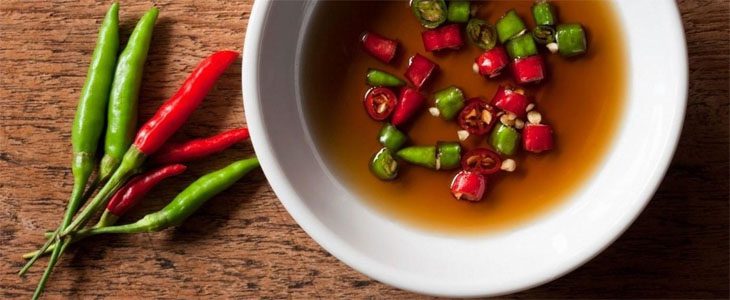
left=243, top=0, right=688, bottom=296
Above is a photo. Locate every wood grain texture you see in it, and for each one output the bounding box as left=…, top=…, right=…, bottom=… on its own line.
left=0, top=0, right=727, bottom=298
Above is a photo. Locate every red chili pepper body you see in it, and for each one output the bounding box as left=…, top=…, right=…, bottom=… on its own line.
left=450, top=170, right=486, bottom=201
left=461, top=148, right=502, bottom=175
left=150, top=128, right=249, bottom=164
left=391, top=88, right=425, bottom=127
left=361, top=32, right=397, bottom=63
left=491, top=85, right=530, bottom=118
left=422, top=24, right=463, bottom=52
left=457, top=98, right=498, bottom=135
left=133, top=50, right=239, bottom=155
left=512, top=55, right=545, bottom=85
left=106, top=164, right=187, bottom=216
left=405, top=54, right=437, bottom=89
left=523, top=124, right=554, bottom=153
left=475, top=46, right=509, bottom=78
left=364, top=87, right=398, bottom=121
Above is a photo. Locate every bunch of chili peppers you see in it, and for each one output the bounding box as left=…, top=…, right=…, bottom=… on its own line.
left=19, top=4, right=258, bottom=299
left=358, top=0, right=588, bottom=202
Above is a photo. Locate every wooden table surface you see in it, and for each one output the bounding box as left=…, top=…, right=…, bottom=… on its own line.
left=1, top=0, right=727, bottom=298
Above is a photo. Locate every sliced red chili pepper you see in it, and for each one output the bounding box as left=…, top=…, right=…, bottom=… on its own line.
left=391, top=87, right=425, bottom=127
left=523, top=123, right=554, bottom=153
left=460, top=148, right=502, bottom=175
left=512, top=55, right=545, bottom=84
left=361, top=31, right=398, bottom=63
left=475, top=46, right=509, bottom=78
left=421, top=24, right=463, bottom=52
left=405, top=54, right=437, bottom=89
left=491, top=85, right=530, bottom=118
left=450, top=170, right=487, bottom=201
left=364, top=87, right=397, bottom=121
left=457, top=98, right=498, bottom=135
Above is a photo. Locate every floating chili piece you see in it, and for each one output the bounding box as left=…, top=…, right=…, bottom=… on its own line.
left=461, top=148, right=502, bottom=176
left=532, top=25, right=557, bottom=45
left=496, top=9, right=526, bottom=43
left=450, top=170, right=486, bottom=202
left=432, top=86, right=465, bottom=120
left=411, top=0, right=447, bottom=29
left=370, top=148, right=399, bottom=180
left=532, top=0, right=556, bottom=26
left=391, top=87, right=425, bottom=127
left=489, top=123, right=520, bottom=156
left=447, top=0, right=471, bottom=23
left=361, top=32, right=398, bottom=63
left=512, top=55, right=546, bottom=85
left=474, top=46, right=509, bottom=78
left=556, top=23, right=587, bottom=57
left=366, top=69, right=405, bottom=87
left=466, top=18, right=497, bottom=50
left=491, top=85, right=529, bottom=118
left=364, top=87, right=397, bottom=121
left=422, top=24, right=464, bottom=52
left=457, top=99, right=498, bottom=136
left=506, top=33, right=538, bottom=59
left=523, top=123, right=554, bottom=153
left=378, top=123, right=407, bottom=150
left=405, top=54, right=437, bottom=89
left=397, top=145, right=437, bottom=169
left=436, top=142, right=462, bottom=170
left=150, top=128, right=250, bottom=164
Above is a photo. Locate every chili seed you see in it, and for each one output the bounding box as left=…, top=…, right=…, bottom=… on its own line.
left=514, top=119, right=525, bottom=129
left=527, top=110, right=542, bottom=124
left=429, top=107, right=441, bottom=117
left=525, top=103, right=535, bottom=112
left=457, top=129, right=470, bottom=141
left=501, top=158, right=516, bottom=172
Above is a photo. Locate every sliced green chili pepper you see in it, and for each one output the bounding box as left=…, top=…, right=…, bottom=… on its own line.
left=532, top=25, right=556, bottom=45
left=556, top=23, right=587, bottom=57
left=447, top=0, right=470, bottom=23
left=532, top=0, right=556, bottom=26
left=100, top=7, right=159, bottom=181
left=434, top=86, right=465, bottom=121
left=370, top=148, right=399, bottom=180
left=437, top=142, right=461, bottom=170
left=378, top=123, right=407, bottom=150
left=506, top=33, right=538, bottom=59
left=466, top=18, right=498, bottom=50
left=496, top=9, right=526, bottom=43
left=366, top=69, right=406, bottom=87
left=489, top=123, right=520, bottom=155
left=397, top=145, right=436, bottom=169
left=411, top=0, right=447, bottom=29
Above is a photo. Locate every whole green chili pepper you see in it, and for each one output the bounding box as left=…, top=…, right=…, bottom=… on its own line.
left=556, top=23, right=587, bottom=57
left=433, top=86, right=465, bottom=121
left=436, top=142, right=461, bottom=170
left=370, top=148, right=399, bottom=180
left=86, top=157, right=259, bottom=234
left=496, top=9, right=526, bottom=43
left=100, top=7, right=159, bottom=181
left=532, top=0, right=556, bottom=26
left=24, top=3, right=119, bottom=297
left=532, top=25, right=556, bottom=45
left=489, top=123, right=520, bottom=155
left=397, top=145, right=436, bottom=169
left=411, top=0, right=447, bottom=29
left=378, top=123, right=407, bottom=150
left=506, top=33, right=538, bottom=59
left=466, top=18, right=498, bottom=50
left=447, top=0, right=470, bottom=23
left=366, top=69, right=405, bottom=87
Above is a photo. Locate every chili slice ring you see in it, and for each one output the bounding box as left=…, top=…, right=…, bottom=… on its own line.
left=461, top=148, right=502, bottom=175
left=457, top=99, right=498, bottom=135
left=364, top=87, right=397, bottom=121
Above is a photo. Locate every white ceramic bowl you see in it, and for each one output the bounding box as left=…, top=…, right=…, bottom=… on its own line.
left=243, top=0, right=687, bottom=297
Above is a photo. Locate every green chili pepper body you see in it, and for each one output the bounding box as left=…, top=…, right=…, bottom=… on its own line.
left=447, top=0, right=470, bottom=23
left=100, top=7, right=159, bottom=181
left=466, top=18, right=498, bottom=50
left=556, top=23, right=587, bottom=57
left=397, top=145, right=437, bottom=169
left=532, top=1, right=556, bottom=26
left=506, top=33, right=538, bottom=59
left=370, top=148, right=399, bottom=180
left=411, top=0, right=447, bottom=29
left=366, top=69, right=405, bottom=87
left=437, top=142, right=461, bottom=170
left=496, top=9, right=526, bottom=43
left=489, top=123, right=520, bottom=155
left=89, top=157, right=260, bottom=235
left=378, top=123, right=407, bottom=150
left=434, top=86, right=465, bottom=120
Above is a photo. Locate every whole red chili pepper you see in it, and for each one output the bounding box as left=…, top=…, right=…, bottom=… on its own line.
left=105, top=164, right=187, bottom=220
left=150, top=128, right=249, bottom=164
